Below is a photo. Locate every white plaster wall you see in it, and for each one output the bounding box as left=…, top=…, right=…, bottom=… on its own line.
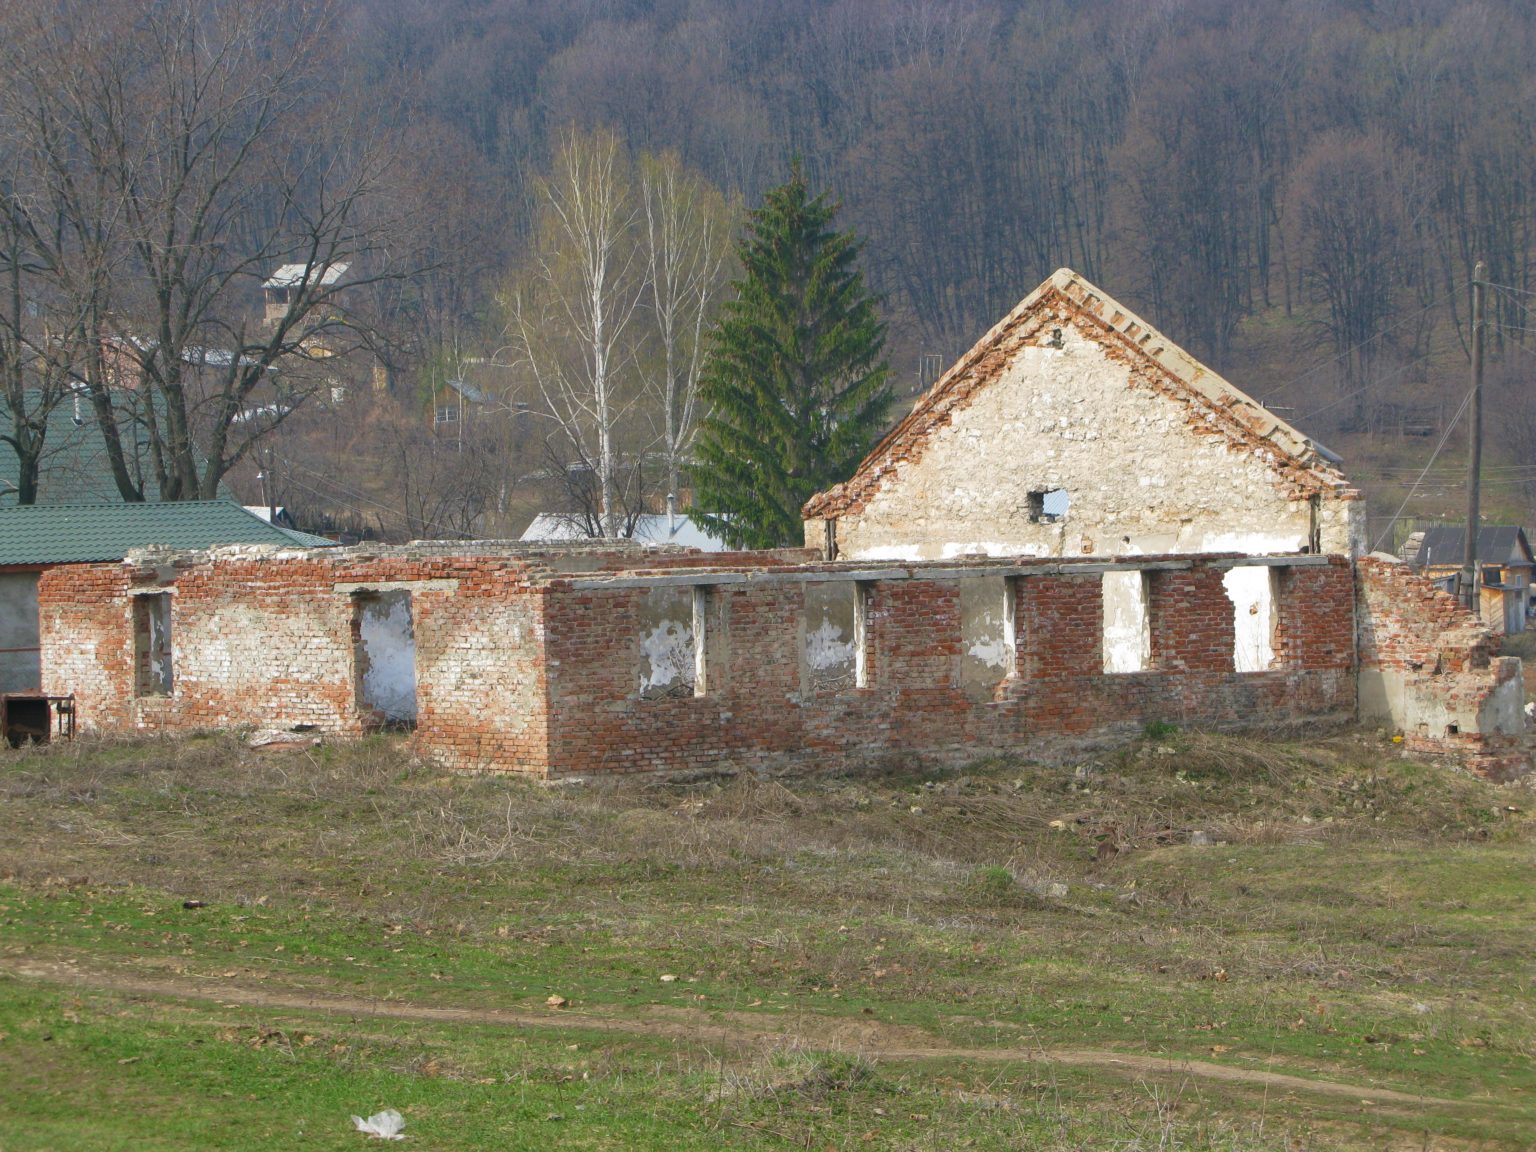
left=836, top=325, right=1357, bottom=561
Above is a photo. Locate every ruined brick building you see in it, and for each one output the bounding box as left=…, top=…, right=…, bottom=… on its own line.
left=26, top=271, right=1528, bottom=779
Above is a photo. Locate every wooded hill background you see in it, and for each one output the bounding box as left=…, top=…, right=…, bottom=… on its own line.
left=13, top=0, right=1536, bottom=543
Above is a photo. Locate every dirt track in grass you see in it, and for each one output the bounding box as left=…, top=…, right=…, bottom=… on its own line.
left=4, top=951, right=1482, bottom=1114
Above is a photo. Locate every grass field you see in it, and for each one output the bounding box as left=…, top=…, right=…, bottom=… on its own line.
left=1, top=729, right=1532, bottom=1150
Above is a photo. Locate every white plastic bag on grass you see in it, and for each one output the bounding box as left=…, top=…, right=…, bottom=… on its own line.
left=352, top=1109, right=406, bottom=1139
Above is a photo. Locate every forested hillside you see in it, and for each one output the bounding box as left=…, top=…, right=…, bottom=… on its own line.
left=6, top=0, right=1535, bottom=541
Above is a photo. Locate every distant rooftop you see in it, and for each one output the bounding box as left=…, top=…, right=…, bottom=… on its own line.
left=264, top=262, right=349, bottom=290
left=0, top=500, right=335, bottom=566
left=1406, top=525, right=1534, bottom=570
left=520, top=512, right=732, bottom=552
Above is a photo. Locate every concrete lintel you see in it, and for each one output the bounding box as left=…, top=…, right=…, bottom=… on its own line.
left=1202, top=554, right=1332, bottom=570
left=565, top=572, right=748, bottom=591
left=333, top=578, right=460, bottom=595
left=560, top=553, right=1335, bottom=592
left=1058, top=559, right=1192, bottom=575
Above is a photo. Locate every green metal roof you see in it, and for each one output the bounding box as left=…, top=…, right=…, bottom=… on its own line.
left=0, top=500, right=335, bottom=566
left=1, top=388, right=230, bottom=503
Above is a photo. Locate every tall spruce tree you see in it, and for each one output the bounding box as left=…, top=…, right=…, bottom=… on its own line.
left=689, top=167, right=890, bottom=549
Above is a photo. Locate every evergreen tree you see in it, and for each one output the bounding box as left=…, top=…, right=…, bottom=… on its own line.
left=689, top=167, right=890, bottom=550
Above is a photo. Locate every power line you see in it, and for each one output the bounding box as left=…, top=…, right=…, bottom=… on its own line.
left=1294, top=345, right=1444, bottom=423
left=1370, top=380, right=1476, bottom=554
left=1259, top=282, right=1467, bottom=404
left=278, top=454, right=487, bottom=542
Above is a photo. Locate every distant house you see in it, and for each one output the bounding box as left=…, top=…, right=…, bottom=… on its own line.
left=0, top=500, right=333, bottom=743
left=263, top=261, right=349, bottom=329
left=1403, top=525, right=1534, bottom=635
left=520, top=512, right=731, bottom=552
left=434, top=378, right=490, bottom=431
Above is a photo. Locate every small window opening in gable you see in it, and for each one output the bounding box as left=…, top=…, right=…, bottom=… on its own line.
left=804, top=581, right=864, bottom=693
left=1102, top=570, right=1150, bottom=674
left=133, top=593, right=173, bottom=697
left=959, top=576, right=1018, bottom=698
left=1027, top=488, right=1069, bottom=524
left=639, top=586, right=700, bottom=700
left=1223, top=566, right=1279, bottom=673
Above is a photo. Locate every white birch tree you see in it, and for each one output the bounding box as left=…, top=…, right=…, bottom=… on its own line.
left=502, top=129, right=644, bottom=538
left=638, top=150, right=737, bottom=520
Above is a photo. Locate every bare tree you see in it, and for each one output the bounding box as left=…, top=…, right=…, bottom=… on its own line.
left=500, top=128, right=645, bottom=537
left=1291, top=130, right=1427, bottom=429
left=638, top=149, right=737, bottom=517
left=0, top=0, right=413, bottom=501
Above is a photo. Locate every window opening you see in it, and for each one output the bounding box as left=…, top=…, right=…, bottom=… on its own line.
left=804, top=582, right=859, bottom=692
left=639, top=586, right=699, bottom=700
left=352, top=590, right=418, bottom=728
left=1102, top=571, right=1150, bottom=673
left=959, top=576, right=1017, bottom=696
left=855, top=582, right=872, bottom=688
left=133, top=593, right=173, bottom=696
left=1223, top=566, right=1278, bottom=672
left=1027, top=488, right=1069, bottom=524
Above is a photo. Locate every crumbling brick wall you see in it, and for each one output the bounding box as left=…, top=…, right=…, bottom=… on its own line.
left=1356, top=556, right=1526, bottom=779
left=536, top=553, right=1357, bottom=777
left=38, top=545, right=1358, bottom=778
left=38, top=546, right=552, bottom=772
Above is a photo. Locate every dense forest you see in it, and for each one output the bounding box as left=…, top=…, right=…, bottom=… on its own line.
left=5, top=0, right=1536, bottom=543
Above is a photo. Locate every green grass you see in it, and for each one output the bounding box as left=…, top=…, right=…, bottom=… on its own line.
left=1, top=729, right=1533, bottom=1148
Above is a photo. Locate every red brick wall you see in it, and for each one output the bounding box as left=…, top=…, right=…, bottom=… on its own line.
left=39, top=548, right=551, bottom=773
left=39, top=547, right=1359, bottom=778
left=539, top=555, right=1357, bottom=777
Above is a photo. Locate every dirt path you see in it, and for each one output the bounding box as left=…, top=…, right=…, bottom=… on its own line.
left=3, top=953, right=1482, bottom=1112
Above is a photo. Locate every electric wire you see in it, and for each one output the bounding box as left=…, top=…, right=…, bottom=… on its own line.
left=277, top=454, right=487, bottom=541
left=1294, top=344, right=1444, bottom=423
left=1258, top=281, right=1468, bottom=403
left=1369, top=380, right=1477, bottom=554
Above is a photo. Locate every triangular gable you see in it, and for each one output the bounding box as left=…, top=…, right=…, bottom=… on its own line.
left=805, top=268, right=1350, bottom=520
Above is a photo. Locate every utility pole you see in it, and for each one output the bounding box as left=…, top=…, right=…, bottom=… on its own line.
left=1461, top=261, right=1486, bottom=611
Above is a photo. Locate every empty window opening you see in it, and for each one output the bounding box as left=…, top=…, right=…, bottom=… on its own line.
left=1102, top=571, right=1150, bottom=673
left=805, top=582, right=861, bottom=692
left=133, top=593, right=173, bottom=697
left=0, top=572, right=41, bottom=694
left=1223, top=566, right=1279, bottom=673
left=1027, top=488, right=1069, bottom=524
left=855, top=582, right=873, bottom=688
left=959, top=576, right=1018, bottom=696
left=352, top=590, right=418, bottom=728
left=639, top=586, right=701, bottom=700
